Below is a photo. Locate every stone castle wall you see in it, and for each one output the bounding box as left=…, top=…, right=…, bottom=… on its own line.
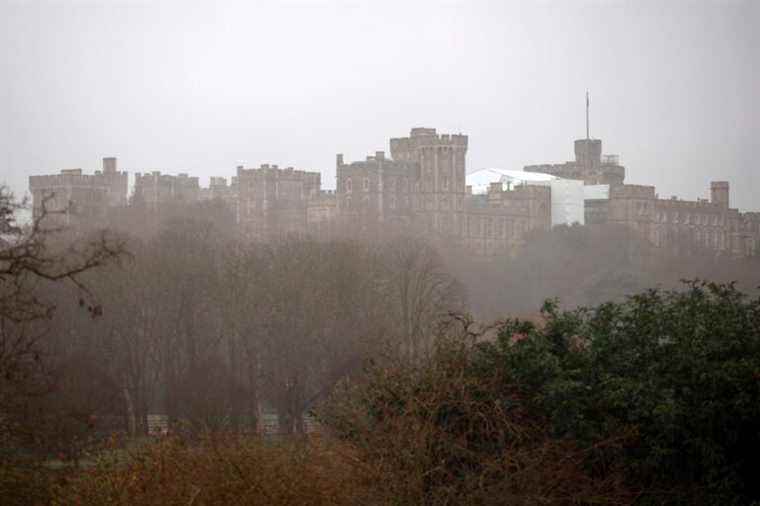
left=26, top=129, right=759, bottom=258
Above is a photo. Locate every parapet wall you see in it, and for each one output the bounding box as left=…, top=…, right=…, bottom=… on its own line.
left=655, top=198, right=726, bottom=212
left=237, top=164, right=321, bottom=182
left=30, top=172, right=109, bottom=189
left=390, top=133, right=468, bottom=151
left=135, top=171, right=200, bottom=188
left=610, top=184, right=656, bottom=200
left=390, top=128, right=468, bottom=162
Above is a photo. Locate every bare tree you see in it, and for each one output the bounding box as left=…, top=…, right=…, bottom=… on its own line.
left=378, top=235, right=466, bottom=362
left=0, top=186, right=126, bottom=452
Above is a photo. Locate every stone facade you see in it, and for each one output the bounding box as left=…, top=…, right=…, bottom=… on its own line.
left=645, top=183, right=756, bottom=257
left=335, top=151, right=415, bottom=234
left=337, top=128, right=551, bottom=254
left=391, top=129, right=469, bottom=239
left=462, top=183, right=551, bottom=256
left=200, top=176, right=238, bottom=216
left=28, top=157, right=128, bottom=227
left=236, top=164, right=320, bottom=241
left=26, top=128, right=759, bottom=259
left=307, top=190, right=338, bottom=237
left=525, top=137, right=760, bottom=258
left=525, top=138, right=625, bottom=186
left=133, top=171, right=200, bottom=209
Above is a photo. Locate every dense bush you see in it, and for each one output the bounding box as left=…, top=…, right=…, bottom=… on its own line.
left=321, top=318, right=635, bottom=505
left=322, top=282, right=760, bottom=505
left=482, top=281, right=760, bottom=504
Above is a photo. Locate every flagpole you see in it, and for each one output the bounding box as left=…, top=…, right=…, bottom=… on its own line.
left=586, top=91, right=590, bottom=140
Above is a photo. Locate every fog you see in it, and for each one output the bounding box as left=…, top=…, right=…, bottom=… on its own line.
left=3, top=3, right=760, bottom=503
left=2, top=0, right=759, bottom=210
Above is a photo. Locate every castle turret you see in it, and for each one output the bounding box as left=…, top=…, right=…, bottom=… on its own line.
left=711, top=181, right=730, bottom=208
left=574, top=139, right=602, bottom=169
left=102, top=157, right=117, bottom=174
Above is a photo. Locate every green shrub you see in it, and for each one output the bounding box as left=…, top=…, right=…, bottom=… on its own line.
left=488, top=281, right=760, bottom=504
left=321, top=322, right=635, bottom=505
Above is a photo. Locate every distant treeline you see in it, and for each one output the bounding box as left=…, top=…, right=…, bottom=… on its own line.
left=2, top=190, right=760, bottom=504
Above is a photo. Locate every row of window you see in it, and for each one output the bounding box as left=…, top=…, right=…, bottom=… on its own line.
left=652, top=227, right=727, bottom=250
left=656, top=211, right=725, bottom=226
left=434, top=215, right=528, bottom=239
left=343, top=177, right=459, bottom=194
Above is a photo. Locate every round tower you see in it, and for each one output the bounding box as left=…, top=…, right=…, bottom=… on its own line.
left=574, top=139, right=602, bottom=169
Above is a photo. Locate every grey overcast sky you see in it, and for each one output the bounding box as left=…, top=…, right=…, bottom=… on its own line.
left=1, top=0, right=758, bottom=210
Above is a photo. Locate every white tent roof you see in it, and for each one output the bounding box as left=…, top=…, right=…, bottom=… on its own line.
left=466, top=168, right=558, bottom=195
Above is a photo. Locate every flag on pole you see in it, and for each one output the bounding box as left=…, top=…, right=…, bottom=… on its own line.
left=585, top=91, right=590, bottom=140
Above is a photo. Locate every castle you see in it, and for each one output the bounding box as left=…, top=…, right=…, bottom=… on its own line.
left=29, top=157, right=128, bottom=226
left=27, top=127, right=760, bottom=258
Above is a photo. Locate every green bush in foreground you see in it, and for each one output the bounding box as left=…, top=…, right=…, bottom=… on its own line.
left=485, top=281, right=760, bottom=504
left=321, top=322, right=635, bottom=505
left=322, top=281, right=760, bottom=505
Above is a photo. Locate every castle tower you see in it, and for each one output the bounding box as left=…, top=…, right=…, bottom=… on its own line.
left=711, top=181, right=730, bottom=208
left=574, top=138, right=602, bottom=170
left=102, top=157, right=117, bottom=174
left=100, top=156, right=128, bottom=207
left=389, top=128, right=468, bottom=238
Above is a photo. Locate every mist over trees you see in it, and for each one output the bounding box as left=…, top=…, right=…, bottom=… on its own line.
left=2, top=187, right=760, bottom=504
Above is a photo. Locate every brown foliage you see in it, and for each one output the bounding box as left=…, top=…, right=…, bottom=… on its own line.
left=320, top=320, right=636, bottom=505
left=53, top=435, right=381, bottom=506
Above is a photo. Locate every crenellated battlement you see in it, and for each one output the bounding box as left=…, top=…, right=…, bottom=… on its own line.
left=236, top=164, right=321, bottom=183
left=655, top=198, right=725, bottom=211
left=390, top=131, right=468, bottom=152
left=30, top=167, right=126, bottom=190
left=134, top=171, right=199, bottom=187
left=610, top=184, right=656, bottom=200
left=29, top=171, right=108, bottom=189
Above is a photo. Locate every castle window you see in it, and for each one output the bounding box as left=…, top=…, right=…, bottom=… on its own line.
left=389, top=196, right=396, bottom=210
left=346, top=178, right=352, bottom=193
left=363, top=178, right=369, bottom=192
